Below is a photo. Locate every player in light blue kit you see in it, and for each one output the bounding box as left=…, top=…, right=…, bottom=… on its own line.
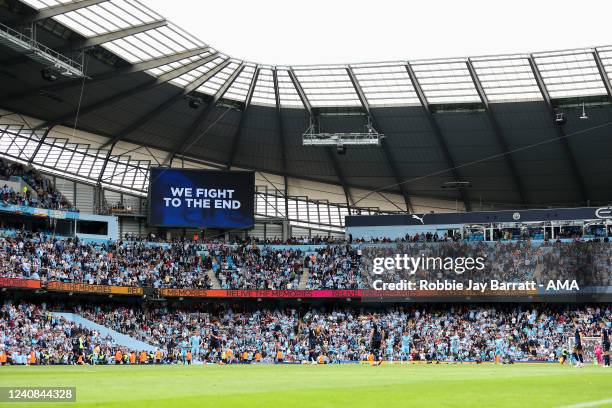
left=386, top=333, right=395, bottom=361
left=494, top=335, right=505, bottom=364
left=401, top=331, right=411, bottom=361
left=190, top=330, right=202, bottom=362
left=179, top=338, right=189, bottom=364
left=450, top=333, right=461, bottom=362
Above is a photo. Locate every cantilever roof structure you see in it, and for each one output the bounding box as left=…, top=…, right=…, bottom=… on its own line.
left=1, top=0, right=612, bottom=212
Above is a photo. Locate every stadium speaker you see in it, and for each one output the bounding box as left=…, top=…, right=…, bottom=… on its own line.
left=554, top=112, right=567, bottom=125
left=336, top=144, right=346, bottom=155
left=41, top=68, right=58, bottom=82
left=188, top=97, right=203, bottom=109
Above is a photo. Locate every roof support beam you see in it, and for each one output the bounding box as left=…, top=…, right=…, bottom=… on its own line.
left=405, top=63, right=471, bottom=211
left=466, top=59, right=527, bottom=206
left=1, top=20, right=169, bottom=68
left=101, top=59, right=235, bottom=150
left=593, top=49, right=612, bottom=98
left=96, top=144, right=110, bottom=180
left=288, top=68, right=312, bottom=113
left=528, top=56, right=588, bottom=203
left=12, top=0, right=109, bottom=24
left=68, top=20, right=167, bottom=50
left=346, top=66, right=413, bottom=213
left=0, top=47, right=210, bottom=104
left=97, top=148, right=114, bottom=184
left=162, top=62, right=244, bottom=165
left=27, top=125, right=54, bottom=165
left=272, top=69, right=287, bottom=174
left=289, top=67, right=354, bottom=208
left=226, top=67, right=260, bottom=169
left=118, top=47, right=210, bottom=74
left=272, top=68, right=289, bottom=215
left=34, top=54, right=224, bottom=130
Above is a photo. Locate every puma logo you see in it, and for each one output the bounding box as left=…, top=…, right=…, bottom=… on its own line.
left=412, top=214, right=425, bottom=225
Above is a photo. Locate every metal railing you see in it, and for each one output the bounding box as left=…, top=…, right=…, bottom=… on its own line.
left=0, top=22, right=84, bottom=77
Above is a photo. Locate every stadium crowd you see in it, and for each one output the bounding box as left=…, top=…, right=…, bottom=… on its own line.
left=1, top=300, right=610, bottom=365
left=304, top=244, right=364, bottom=289
left=0, top=159, right=76, bottom=211
left=208, top=244, right=305, bottom=290
left=0, top=230, right=611, bottom=289
left=0, top=302, right=117, bottom=365
left=0, top=231, right=212, bottom=289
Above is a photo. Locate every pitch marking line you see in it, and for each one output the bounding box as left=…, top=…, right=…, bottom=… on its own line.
left=559, top=398, right=612, bottom=408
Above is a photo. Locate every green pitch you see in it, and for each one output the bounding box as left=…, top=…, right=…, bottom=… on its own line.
left=0, top=364, right=611, bottom=408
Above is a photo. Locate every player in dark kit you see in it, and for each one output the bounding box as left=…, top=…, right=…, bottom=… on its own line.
left=208, top=322, right=222, bottom=362
left=369, top=315, right=385, bottom=366
left=307, top=326, right=318, bottom=363
left=600, top=320, right=610, bottom=368
left=572, top=322, right=585, bottom=368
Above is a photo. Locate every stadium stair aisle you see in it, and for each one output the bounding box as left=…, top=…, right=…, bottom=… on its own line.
left=206, top=268, right=222, bottom=289
left=298, top=268, right=310, bottom=290
left=53, top=312, right=156, bottom=352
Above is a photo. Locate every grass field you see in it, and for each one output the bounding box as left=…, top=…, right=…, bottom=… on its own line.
left=0, top=364, right=611, bottom=408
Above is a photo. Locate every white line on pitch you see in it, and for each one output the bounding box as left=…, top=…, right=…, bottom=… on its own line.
left=558, top=398, right=612, bottom=408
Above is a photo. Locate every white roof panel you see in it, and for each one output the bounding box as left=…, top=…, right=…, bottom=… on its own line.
left=276, top=69, right=303, bottom=108
left=224, top=64, right=257, bottom=103
left=595, top=47, right=612, bottom=86
left=351, top=63, right=420, bottom=106
left=169, top=56, right=226, bottom=87
left=197, top=61, right=241, bottom=96
left=532, top=50, right=607, bottom=99
left=16, top=0, right=612, bottom=108
left=411, top=60, right=481, bottom=104
left=145, top=51, right=213, bottom=77
left=251, top=68, right=276, bottom=106
left=102, top=23, right=204, bottom=63
left=292, top=67, right=362, bottom=108
left=470, top=56, right=543, bottom=102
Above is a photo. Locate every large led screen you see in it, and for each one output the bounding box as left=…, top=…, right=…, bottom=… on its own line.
left=148, top=168, right=254, bottom=229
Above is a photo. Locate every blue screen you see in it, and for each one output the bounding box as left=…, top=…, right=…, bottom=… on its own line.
left=148, top=168, right=254, bottom=229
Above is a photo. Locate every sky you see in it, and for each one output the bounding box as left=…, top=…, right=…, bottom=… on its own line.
left=143, top=0, right=612, bottom=66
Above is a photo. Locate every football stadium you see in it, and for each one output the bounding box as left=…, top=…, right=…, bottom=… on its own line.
left=0, top=0, right=611, bottom=406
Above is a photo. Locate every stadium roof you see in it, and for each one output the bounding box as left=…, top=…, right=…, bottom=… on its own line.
left=1, top=0, right=612, bottom=211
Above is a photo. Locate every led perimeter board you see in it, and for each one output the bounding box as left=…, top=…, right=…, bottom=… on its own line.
left=148, top=168, right=255, bottom=229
